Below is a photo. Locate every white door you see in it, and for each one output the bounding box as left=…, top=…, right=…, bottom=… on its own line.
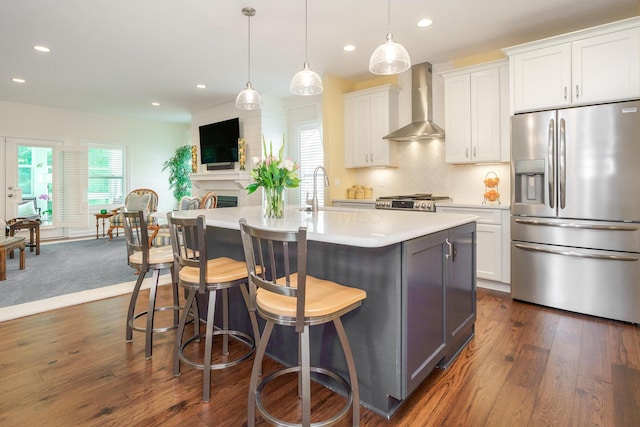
left=5, top=137, right=88, bottom=236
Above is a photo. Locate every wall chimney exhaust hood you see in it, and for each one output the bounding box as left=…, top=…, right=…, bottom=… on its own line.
left=383, top=62, right=445, bottom=141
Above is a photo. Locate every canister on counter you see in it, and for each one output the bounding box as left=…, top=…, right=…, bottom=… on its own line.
left=355, top=186, right=364, bottom=199
left=364, top=186, right=373, bottom=199
left=346, top=187, right=355, bottom=199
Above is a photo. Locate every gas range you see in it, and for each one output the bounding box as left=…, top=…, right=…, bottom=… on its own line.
left=375, top=194, right=452, bottom=212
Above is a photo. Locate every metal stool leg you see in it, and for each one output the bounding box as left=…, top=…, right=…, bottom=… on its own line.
left=334, top=317, right=360, bottom=427
left=301, top=325, right=312, bottom=427
left=203, top=289, right=218, bottom=402
left=222, top=288, right=229, bottom=355
left=248, top=321, right=273, bottom=427
left=174, top=289, right=197, bottom=376
left=126, top=268, right=147, bottom=341
left=144, top=268, right=161, bottom=359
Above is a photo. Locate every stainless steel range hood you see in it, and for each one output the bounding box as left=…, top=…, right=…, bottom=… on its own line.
left=384, top=62, right=445, bottom=141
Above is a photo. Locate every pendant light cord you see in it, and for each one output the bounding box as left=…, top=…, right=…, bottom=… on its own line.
left=387, top=0, right=391, bottom=35
left=304, top=0, right=309, bottom=62
left=247, top=12, right=252, bottom=83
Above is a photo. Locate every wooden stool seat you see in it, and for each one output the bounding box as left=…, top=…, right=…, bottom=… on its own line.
left=260, top=273, right=366, bottom=319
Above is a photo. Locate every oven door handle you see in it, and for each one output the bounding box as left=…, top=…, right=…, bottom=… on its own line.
left=514, top=243, right=638, bottom=261
left=514, top=218, right=638, bottom=232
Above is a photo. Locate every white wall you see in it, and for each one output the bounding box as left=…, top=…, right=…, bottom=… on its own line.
left=0, top=100, right=189, bottom=237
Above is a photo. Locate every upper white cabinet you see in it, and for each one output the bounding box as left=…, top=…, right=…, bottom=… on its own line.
left=441, top=60, right=509, bottom=164
left=504, top=18, right=640, bottom=113
left=344, top=85, right=399, bottom=168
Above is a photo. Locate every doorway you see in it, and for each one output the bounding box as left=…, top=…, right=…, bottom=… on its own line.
left=5, top=137, right=88, bottom=239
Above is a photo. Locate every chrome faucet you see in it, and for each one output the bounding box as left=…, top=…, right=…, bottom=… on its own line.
left=306, top=166, right=329, bottom=212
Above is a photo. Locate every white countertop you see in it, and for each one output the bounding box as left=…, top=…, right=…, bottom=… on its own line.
left=170, top=206, right=477, bottom=248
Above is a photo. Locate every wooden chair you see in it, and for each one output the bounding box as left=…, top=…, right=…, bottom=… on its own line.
left=167, top=213, right=260, bottom=402
left=108, top=188, right=158, bottom=240
left=239, top=218, right=367, bottom=427
left=200, top=191, right=218, bottom=209
left=122, top=210, right=180, bottom=359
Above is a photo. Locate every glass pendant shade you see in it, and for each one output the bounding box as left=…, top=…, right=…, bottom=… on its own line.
left=290, top=0, right=323, bottom=96
left=236, top=7, right=261, bottom=111
left=235, top=81, right=262, bottom=110
left=290, top=62, right=323, bottom=95
left=369, top=32, right=411, bottom=75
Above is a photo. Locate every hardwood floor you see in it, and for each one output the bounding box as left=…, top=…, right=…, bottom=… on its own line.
left=1, top=286, right=639, bottom=426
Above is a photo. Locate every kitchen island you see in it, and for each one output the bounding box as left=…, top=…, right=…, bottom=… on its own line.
left=170, top=206, right=477, bottom=418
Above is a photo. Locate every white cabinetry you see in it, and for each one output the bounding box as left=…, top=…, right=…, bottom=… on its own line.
left=437, top=206, right=510, bottom=289
left=344, top=85, right=399, bottom=168
left=441, top=60, right=509, bottom=164
left=505, top=18, right=640, bottom=113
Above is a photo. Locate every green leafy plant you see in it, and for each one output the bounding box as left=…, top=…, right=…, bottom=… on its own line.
left=162, top=145, right=192, bottom=203
left=246, top=136, right=301, bottom=195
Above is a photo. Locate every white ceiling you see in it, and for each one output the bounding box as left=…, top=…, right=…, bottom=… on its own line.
left=1, top=0, right=638, bottom=124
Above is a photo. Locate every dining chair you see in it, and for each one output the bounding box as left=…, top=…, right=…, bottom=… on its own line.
left=108, top=188, right=158, bottom=240
left=200, top=191, right=218, bottom=209
left=167, top=212, right=260, bottom=402
left=239, top=218, right=367, bottom=427
left=122, top=209, right=180, bottom=359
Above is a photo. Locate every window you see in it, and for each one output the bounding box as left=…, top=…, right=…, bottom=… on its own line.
left=297, top=123, right=324, bottom=207
left=88, top=144, right=125, bottom=207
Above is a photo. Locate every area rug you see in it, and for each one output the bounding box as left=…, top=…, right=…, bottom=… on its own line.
left=0, top=237, right=169, bottom=309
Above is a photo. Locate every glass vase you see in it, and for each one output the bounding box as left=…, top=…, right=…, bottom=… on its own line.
left=263, top=187, right=285, bottom=218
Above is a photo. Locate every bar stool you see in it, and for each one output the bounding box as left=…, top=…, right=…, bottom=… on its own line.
left=167, top=213, right=261, bottom=402
left=239, top=218, right=367, bottom=427
left=122, top=210, right=181, bottom=359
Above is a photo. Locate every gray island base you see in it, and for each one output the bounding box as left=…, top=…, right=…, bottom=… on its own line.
left=172, top=207, right=477, bottom=418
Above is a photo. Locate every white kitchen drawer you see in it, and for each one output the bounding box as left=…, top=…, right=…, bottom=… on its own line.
left=437, top=206, right=502, bottom=224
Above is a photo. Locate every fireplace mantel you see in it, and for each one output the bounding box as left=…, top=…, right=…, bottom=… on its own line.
left=190, top=172, right=258, bottom=206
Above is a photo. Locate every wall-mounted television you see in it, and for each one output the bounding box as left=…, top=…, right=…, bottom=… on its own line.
left=198, top=117, right=240, bottom=165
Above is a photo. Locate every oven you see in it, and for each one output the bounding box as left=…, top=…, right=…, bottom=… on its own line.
left=375, top=194, right=451, bottom=212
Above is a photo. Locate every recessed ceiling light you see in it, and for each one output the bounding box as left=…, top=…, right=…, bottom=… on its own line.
left=417, top=18, right=433, bottom=28
left=196, top=84, right=206, bottom=89
left=12, top=78, right=26, bottom=83
left=151, top=102, right=160, bottom=106
left=33, top=45, right=50, bottom=53
left=343, top=44, right=356, bottom=52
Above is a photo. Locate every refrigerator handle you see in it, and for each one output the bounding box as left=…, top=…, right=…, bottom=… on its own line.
left=559, top=118, right=566, bottom=209
left=514, top=243, right=638, bottom=262
left=514, top=218, right=639, bottom=232
left=548, top=118, right=555, bottom=209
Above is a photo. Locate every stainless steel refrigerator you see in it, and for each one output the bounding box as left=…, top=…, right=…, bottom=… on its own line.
left=511, top=100, right=640, bottom=324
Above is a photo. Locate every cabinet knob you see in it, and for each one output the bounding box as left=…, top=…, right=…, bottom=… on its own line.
left=563, top=86, right=568, bottom=100
left=575, top=84, right=580, bottom=99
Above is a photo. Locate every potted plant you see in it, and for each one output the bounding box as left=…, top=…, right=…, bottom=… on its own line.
left=162, top=145, right=193, bottom=204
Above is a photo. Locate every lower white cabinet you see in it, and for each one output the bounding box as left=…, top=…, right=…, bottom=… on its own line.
left=437, top=206, right=510, bottom=285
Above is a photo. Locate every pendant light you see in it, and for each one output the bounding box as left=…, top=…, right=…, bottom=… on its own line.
left=290, top=0, right=323, bottom=95
left=236, top=7, right=262, bottom=110
left=369, top=0, right=411, bottom=75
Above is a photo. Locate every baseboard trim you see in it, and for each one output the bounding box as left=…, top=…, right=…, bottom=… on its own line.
left=0, top=275, right=173, bottom=323
left=477, top=279, right=511, bottom=294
